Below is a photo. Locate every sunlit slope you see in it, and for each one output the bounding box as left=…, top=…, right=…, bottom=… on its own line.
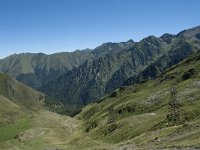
left=0, top=72, right=46, bottom=110
left=1, top=51, right=200, bottom=149
left=0, top=73, right=79, bottom=150
left=77, top=51, right=200, bottom=149
left=43, top=26, right=200, bottom=107
left=0, top=110, right=79, bottom=150
left=0, top=51, right=94, bottom=88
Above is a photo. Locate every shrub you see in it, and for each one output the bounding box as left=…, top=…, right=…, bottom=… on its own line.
left=101, top=123, right=119, bottom=136
left=182, top=68, right=195, bottom=80
left=85, top=121, right=97, bottom=133
left=110, top=91, right=118, bottom=97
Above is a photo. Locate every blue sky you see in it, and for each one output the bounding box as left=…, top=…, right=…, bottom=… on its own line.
left=0, top=0, right=200, bottom=58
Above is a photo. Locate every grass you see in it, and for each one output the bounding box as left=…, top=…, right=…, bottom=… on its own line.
left=1, top=51, right=200, bottom=149
left=76, top=51, right=200, bottom=149
left=0, top=117, right=31, bottom=142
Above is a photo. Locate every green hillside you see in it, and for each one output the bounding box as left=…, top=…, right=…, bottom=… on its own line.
left=1, top=27, right=200, bottom=150
left=42, top=26, right=200, bottom=107
left=0, top=73, right=79, bottom=150
left=1, top=26, right=200, bottom=107
left=1, top=48, right=199, bottom=150
left=0, top=73, right=46, bottom=110
left=76, top=51, right=200, bottom=149
left=0, top=50, right=94, bottom=88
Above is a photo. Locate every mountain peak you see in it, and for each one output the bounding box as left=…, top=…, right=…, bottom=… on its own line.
left=176, top=25, right=200, bottom=40
left=160, top=33, right=175, bottom=44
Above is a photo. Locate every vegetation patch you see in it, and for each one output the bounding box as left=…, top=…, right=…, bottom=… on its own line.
left=85, top=121, right=98, bottom=133
left=182, top=68, right=196, bottom=80
left=101, top=123, right=121, bottom=136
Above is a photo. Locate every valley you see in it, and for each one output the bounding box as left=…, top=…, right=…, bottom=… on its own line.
left=0, top=26, right=200, bottom=149
left=0, top=46, right=200, bottom=150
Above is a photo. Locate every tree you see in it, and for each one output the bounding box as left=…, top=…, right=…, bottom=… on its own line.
left=167, top=85, right=180, bottom=125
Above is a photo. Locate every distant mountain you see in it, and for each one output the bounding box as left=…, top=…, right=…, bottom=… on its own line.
left=76, top=50, right=200, bottom=149
left=1, top=46, right=200, bottom=150
left=42, top=26, right=200, bottom=106
left=0, top=50, right=94, bottom=88
left=1, top=26, right=200, bottom=107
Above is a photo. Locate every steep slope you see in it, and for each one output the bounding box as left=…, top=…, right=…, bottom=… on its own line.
left=91, top=39, right=134, bottom=57
left=0, top=50, right=94, bottom=88
left=0, top=103, right=79, bottom=150
left=0, top=74, right=79, bottom=150
left=43, top=36, right=166, bottom=106
left=124, top=37, right=200, bottom=85
left=43, top=26, right=200, bottom=106
left=0, top=73, right=46, bottom=110
left=1, top=26, right=200, bottom=108
left=42, top=40, right=137, bottom=106
left=1, top=49, right=200, bottom=150
left=0, top=73, right=110, bottom=150
left=76, top=51, right=200, bottom=149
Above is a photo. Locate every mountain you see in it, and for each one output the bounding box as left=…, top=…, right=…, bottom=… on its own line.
left=76, top=50, right=200, bottom=149
left=0, top=50, right=94, bottom=89
left=42, top=26, right=200, bottom=106
left=1, top=50, right=200, bottom=150
left=0, top=73, right=78, bottom=150
left=1, top=26, right=200, bottom=107
left=0, top=72, right=46, bottom=110
left=0, top=72, right=73, bottom=114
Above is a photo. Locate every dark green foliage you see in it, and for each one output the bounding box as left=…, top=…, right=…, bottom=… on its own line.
left=109, top=91, right=118, bottom=97
left=167, top=86, right=181, bottom=125
left=107, top=106, right=116, bottom=124
left=107, top=116, right=115, bottom=124
left=116, top=105, right=135, bottom=115
left=101, top=123, right=120, bottom=135
left=181, top=68, right=196, bottom=80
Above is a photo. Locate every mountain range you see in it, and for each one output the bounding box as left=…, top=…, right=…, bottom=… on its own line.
left=0, top=35, right=200, bottom=149
left=0, top=26, right=200, bottom=108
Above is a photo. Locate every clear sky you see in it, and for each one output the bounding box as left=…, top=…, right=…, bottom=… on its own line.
left=0, top=0, right=200, bottom=59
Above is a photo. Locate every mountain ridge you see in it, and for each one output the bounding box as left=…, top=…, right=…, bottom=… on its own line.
left=0, top=26, right=200, bottom=150
left=1, top=25, right=200, bottom=107
left=42, top=25, right=200, bottom=106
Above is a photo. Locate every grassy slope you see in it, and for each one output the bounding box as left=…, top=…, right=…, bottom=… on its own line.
left=0, top=94, right=79, bottom=150
left=76, top=51, right=200, bottom=149
left=1, top=51, right=200, bottom=150
left=0, top=73, right=80, bottom=150
left=0, top=73, right=45, bottom=110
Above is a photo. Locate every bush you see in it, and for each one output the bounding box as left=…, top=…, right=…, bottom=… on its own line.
left=182, top=68, right=195, bottom=80
left=116, top=105, right=135, bottom=115
left=101, top=123, right=119, bottom=135
left=85, top=121, right=97, bottom=133
left=110, top=91, right=118, bottom=97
